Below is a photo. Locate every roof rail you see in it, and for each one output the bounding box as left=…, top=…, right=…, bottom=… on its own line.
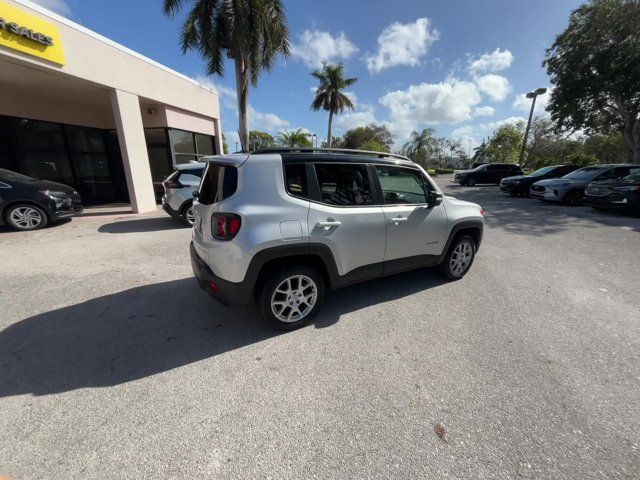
left=250, top=147, right=411, bottom=162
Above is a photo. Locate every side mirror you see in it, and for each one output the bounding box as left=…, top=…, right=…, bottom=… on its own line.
left=427, top=191, right=442, bottom=208
left=192, top=190, right=200, bottom=199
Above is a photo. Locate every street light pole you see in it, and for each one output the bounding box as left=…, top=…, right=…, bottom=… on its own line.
left=518, top=87, right=547, bottom=166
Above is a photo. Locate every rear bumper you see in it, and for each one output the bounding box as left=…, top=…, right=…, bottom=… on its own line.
left=190, top=242, right=252, bottom=307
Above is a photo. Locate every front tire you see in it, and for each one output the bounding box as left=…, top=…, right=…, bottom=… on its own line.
left=6, top=204, right=49, bottom=231
left=563, top=189, right=583, bottom=206
left=258, top=266, right=325, bottom=330
left=465, top=178, right=476, bottom=187
left=438, top=235, right=476, bottom=280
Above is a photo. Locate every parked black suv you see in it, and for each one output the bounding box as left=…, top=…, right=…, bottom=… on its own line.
left=455, top=163, right=523, bottom=186
left=0, top=168, right=82, bottom=231
left=583, top=170, right=640, bottom=215
left=499, top=164, right=580, bottom=196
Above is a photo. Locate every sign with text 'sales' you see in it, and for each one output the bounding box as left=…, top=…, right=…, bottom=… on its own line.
left=0, top=1, right=65, bottom=65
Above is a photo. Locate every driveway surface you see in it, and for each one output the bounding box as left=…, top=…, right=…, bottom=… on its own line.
left=1, top=175, right=639, bottom=479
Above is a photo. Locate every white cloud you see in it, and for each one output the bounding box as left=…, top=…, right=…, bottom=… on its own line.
left=365, top=18, right=439, bottom=73
left=224, top=131, right=240, bottom=151
left=468, top=48, right=513, bottom=73
left=513, top=89, right=551, bottom=115
left=343, top=91, right=357, bottom=106
left=248, top=106, right=289, bottom=131
left=475, top=74, right=511, bottom=102
left=291, top=30, right=358, bottom=69
left=473, top=106, right=495, bottom=117
left=30, top=0, right=72, bottom=16
left=379, top=78, right=481, bottom=140
left=195, top=76, right=237, bottom=109
left=335, top=104, right=377, bottom=132
left=483, top=116, right=527, bottom=132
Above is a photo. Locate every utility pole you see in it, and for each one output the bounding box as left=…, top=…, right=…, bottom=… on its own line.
left=518, top=87, right=547, bottom=166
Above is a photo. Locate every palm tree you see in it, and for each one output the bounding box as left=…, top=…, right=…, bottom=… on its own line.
left=473, top=140, right=488, bottom=162
left=403, top=128, right=439, bottom=166
left=162, top=0, right=290, bottom=152
left=311, top=63, right=357, bottom=148
left=278, top=128, right=312, bottom=148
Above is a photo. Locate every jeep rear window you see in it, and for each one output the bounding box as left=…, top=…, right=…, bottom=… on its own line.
left=198, top=163, right=238, bottom=205
left=284, top=164, right=309, bottom=199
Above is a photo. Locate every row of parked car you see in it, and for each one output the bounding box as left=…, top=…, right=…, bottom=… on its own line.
left=453, top=162, right=640, bottom=214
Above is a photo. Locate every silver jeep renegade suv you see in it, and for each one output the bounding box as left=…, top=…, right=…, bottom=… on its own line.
left=190, top=148, right=484, bottom=330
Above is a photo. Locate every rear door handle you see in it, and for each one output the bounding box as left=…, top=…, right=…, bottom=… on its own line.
left=389, top=217, right=408, bottom=223
left=317, top=221, right=342, bottom=228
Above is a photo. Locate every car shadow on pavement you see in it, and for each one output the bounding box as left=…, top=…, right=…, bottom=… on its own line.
left=0, top=270, right=446, bottom=397
left=98, top=216, right=187, bottom=233
left=446, top=184, right=640, bottom=235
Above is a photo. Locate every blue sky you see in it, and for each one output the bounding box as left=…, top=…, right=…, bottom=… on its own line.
left=34, top=0, right=582, bottom=150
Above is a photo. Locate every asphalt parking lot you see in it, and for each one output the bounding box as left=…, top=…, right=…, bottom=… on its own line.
left=1, top=174, right=639, bottom=479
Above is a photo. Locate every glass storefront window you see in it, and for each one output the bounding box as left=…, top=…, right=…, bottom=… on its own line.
left=195, top=133, right=215, bottom=156
left=170, top=129, right=196, bottom=155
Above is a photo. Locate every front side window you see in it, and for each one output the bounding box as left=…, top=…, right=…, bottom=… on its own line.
left=198, top=163, right=238, bottom=205
left=376, top=165, right=428, bottom=204
left=284, top=164, right=309, bottom=199
left=315, top=164, right=372, bottom=206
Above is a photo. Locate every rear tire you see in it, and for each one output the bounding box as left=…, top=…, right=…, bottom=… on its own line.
left=181, top=202, right=195, bottom=227
left=258, top=266, right=325, bottom=330
left=438, top=235, right=476, bottom=280
left=5, top=204, right=49, bottom=231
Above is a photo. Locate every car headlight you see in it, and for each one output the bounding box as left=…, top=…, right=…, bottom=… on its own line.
left=40, top=190, right=72, bottom=208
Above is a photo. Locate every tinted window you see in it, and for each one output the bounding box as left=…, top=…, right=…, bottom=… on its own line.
left=376, top=166, right=428, bottom=204
left=528, top=166, right=556, bottom=177
left=284, top=164, right=309, bottom=199
left=198, top=163, right=238, bottom=204
left=563, top=166, right=606, bottom=180
left=315, top=164, right=372, bottom=206
left=595, top=167, right=629, bottom=181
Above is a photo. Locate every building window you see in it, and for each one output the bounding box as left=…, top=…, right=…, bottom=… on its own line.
left=168, top=128, right=216, bottom=164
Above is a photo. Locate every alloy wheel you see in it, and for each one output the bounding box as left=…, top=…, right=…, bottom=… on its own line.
left=270, top=275, right=318, bottom=323
left=185, top=206, right=196, bottom=225
left=450, top=240, right=473, bottom=276
left=10, top=206, right=43, bottom=230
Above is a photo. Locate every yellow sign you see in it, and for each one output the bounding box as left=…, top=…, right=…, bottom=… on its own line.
left=0, top=1, right=65, bottom=65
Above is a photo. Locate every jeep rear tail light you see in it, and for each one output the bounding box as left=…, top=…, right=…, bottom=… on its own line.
left=212, top=213, right=242, bottom=240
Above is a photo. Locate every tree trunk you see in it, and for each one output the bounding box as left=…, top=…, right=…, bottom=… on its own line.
left=621, top=119, right=640, bottom=164
left=327, top=110, right=334, bottom=148
left=234, top=56, right=249, bottom=152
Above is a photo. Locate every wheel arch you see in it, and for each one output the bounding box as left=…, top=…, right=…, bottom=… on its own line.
left=2, top=200, right=52, bottom=223
left=440, top=220, right=484, bottom=260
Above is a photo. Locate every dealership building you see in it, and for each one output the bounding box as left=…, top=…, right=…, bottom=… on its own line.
left=0, top=0, right=223, bottom=212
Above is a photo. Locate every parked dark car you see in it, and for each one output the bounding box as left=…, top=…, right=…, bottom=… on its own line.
left=499, top=164, right=580, bottom=196
left=583, top=169, right=640, bottom=215
left=454, top=163, right=523, bottom=186
left=0, top=168, right=82, bottom=231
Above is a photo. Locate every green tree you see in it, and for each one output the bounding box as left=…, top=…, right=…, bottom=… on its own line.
left=277, top=128, right=312, bottom=148
left=359, top=139, right=386, bottom=152
left=311, top=63, right=357, bottom=148
left=583, top=134, right=629, bottom=164
left=403, top=128, right=441, bottom=167
left=162, top=0, right=290, bottom=152
left=543, top=0, right=640, bottom=163
left=472, top=140, right=488, bottom=163
left=340, top=124, right=394, bottom=151
left=222, top=133, right=229, bottom=154
left=249, top=130, right=275, bottom=150
left=486, top=123, right=524, bottom=163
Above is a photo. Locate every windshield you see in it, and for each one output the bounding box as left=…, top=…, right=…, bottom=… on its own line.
left=0, top=168, right=34, bottom=182
left=562, top=166, right=605, bottom=180
left=528, top=166, right=556, bottom=177
left=624, top=170, right=640, bottom=182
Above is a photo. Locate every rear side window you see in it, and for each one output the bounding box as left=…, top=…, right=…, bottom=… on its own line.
left=198, top=163, right=238, bottom=205
left=284, top=164, right=309, bottom=199
left=315, top=164, right=372, bottom=206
